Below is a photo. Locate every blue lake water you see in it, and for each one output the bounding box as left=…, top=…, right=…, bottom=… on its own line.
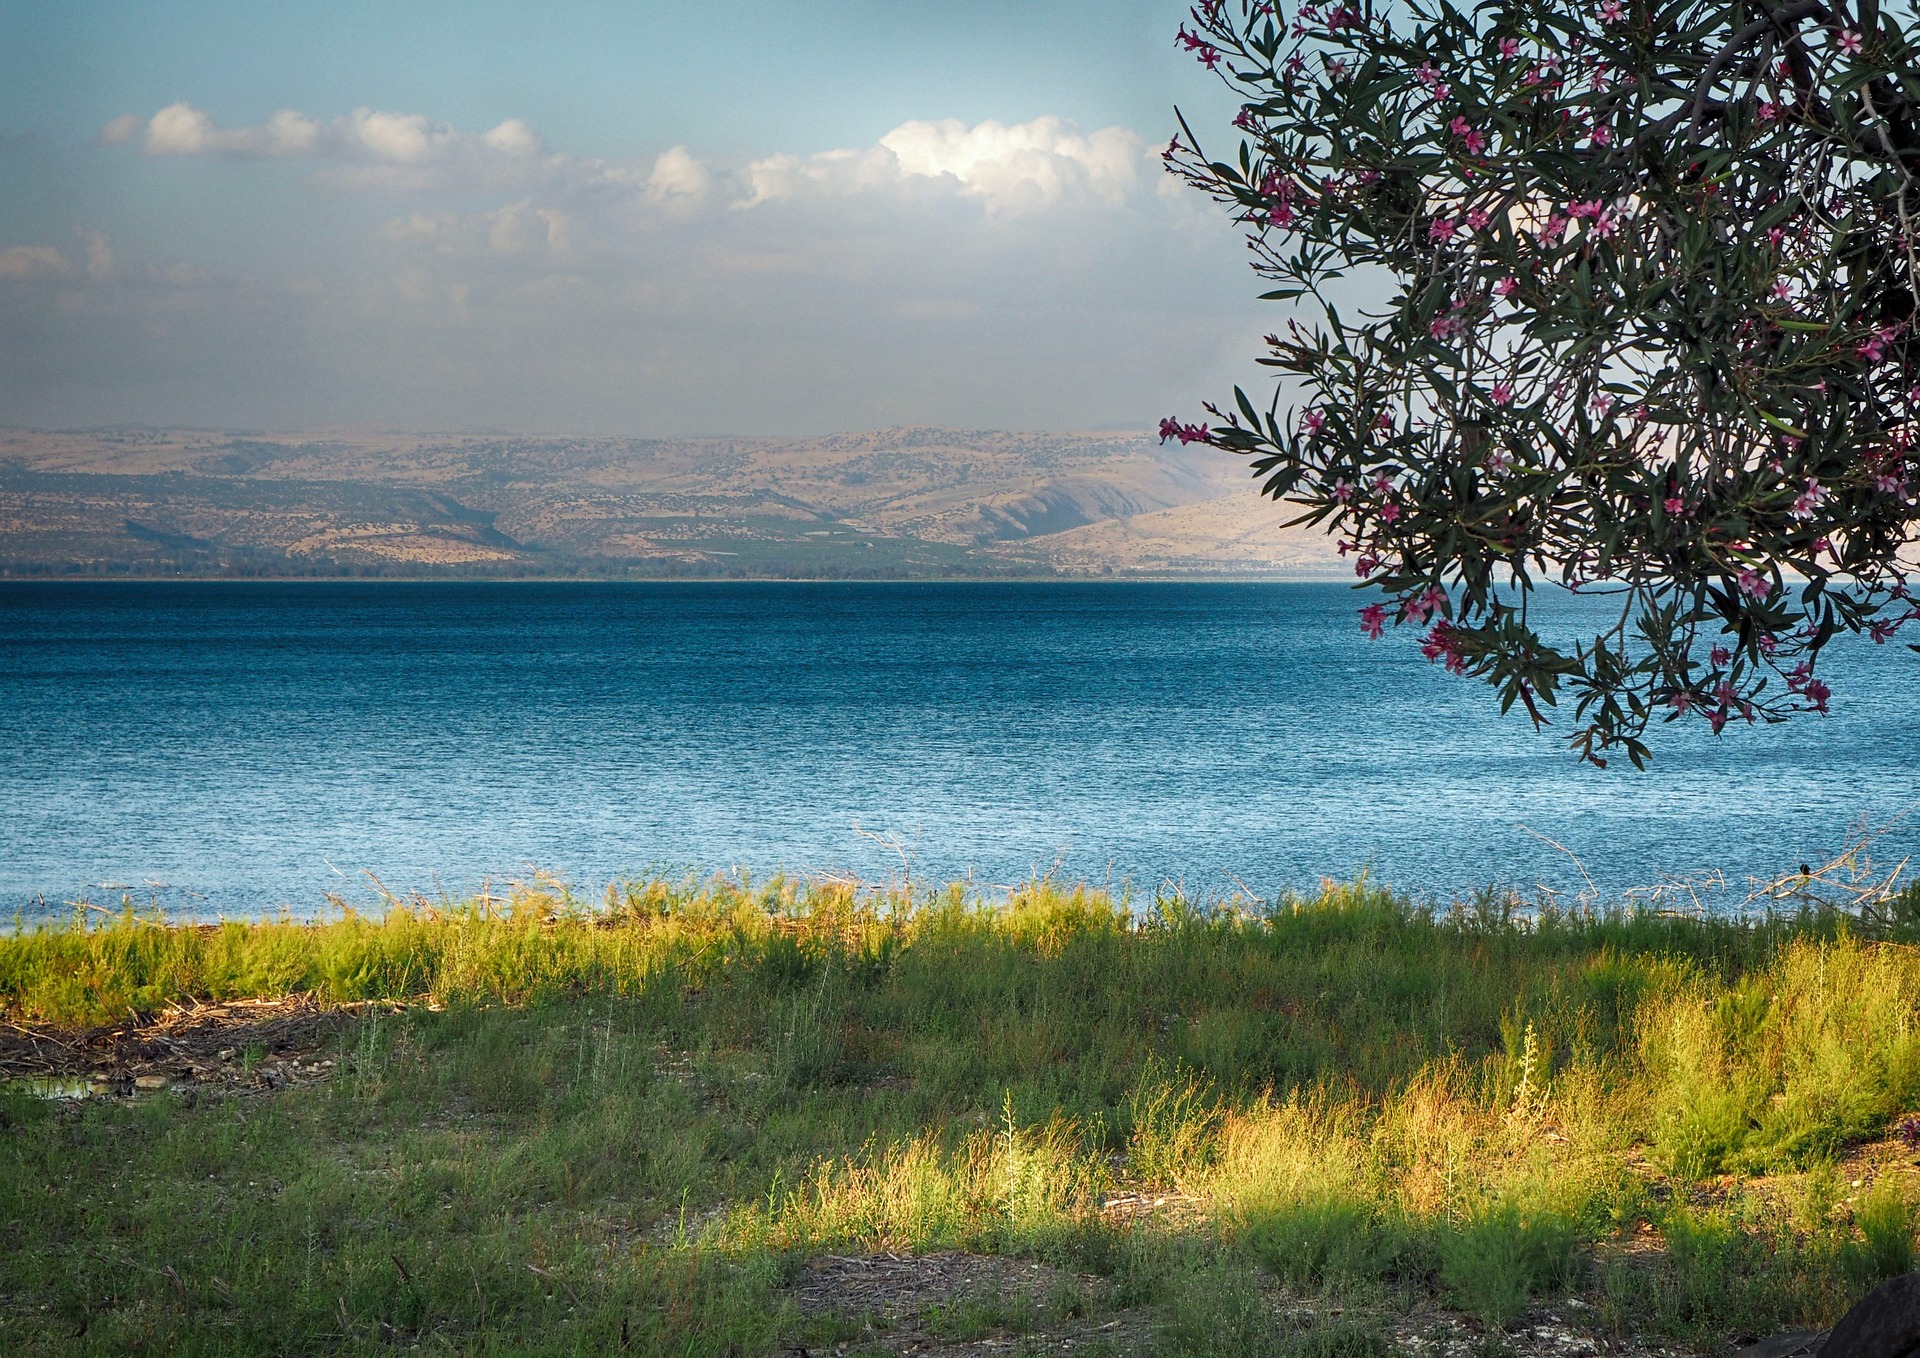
left=3, top=580, right=1916, bottom=922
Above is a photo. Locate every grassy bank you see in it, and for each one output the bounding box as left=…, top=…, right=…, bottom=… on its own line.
left=4, top=877, right=1920, bottom=1355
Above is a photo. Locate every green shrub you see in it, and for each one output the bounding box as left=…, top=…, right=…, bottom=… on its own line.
left=1435, top=1201, right=1579, bottom=1325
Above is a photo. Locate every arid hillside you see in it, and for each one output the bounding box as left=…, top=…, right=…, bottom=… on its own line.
left=0, top=426, right=1345, bottom=577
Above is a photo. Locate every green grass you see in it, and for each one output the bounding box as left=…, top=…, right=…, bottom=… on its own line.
left=4, top=876, right=1920, bottom=1354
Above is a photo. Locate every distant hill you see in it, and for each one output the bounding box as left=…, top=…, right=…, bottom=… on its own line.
left=0, top=426, right=1346, bottom=579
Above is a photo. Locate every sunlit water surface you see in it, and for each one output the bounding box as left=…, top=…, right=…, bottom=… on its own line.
left=3, top=580, right=1915, bottom=922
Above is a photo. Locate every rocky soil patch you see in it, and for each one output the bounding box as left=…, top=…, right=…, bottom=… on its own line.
left=0, top=995, right=401, bottom=1099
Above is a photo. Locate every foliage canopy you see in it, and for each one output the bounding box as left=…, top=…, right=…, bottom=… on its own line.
left=1167, top=0, right=1920, bottom=764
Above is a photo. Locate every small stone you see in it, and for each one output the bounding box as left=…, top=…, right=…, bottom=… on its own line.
left=133, top=1074, right=169, bottom=1092
left=217, top=1049, right=236, bottom=1062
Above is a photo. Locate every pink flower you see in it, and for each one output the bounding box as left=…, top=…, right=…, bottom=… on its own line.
left=1773, top=280, right=1791, bottom=300
left=1790, top=478, right=1828, bottom=520
left=1429, top=217, right=1458, bottom=242
left=1664, top=496, right=1685, bottom=514
left=1466, top=208, right=1490, bottom=229
left=1758, top=101, right=1779, bottom=121
left=1497, top=37, right=1521, bottom=57
left=1838, top=29, right=1863, bottom=55
left=1303, top=409, right=1327, bottom=434
left=1804, top=678, right=1831, bottom=712
left=1403, top=586, right=1449, bottom=625
left=1592, top=125, right=1613, bottom=146
left=1333, top=478, right=1354, bottom=502
left=1372, top=472, right=1394, bottom=495
left=1491, top=383, right=1513, bottom=406
left=1380, top=501, right=1402, bottom=523
left=1495, top=276, right=1519, bottom=298
left=1738, top=568, right=1771, bottom=599
left=1767, top=228, right=1783, bottom=246
left=1421, top=621, right=1468, bottom=673
left=1359, top=603, right=1388, bottom=639
left=1485, top=449, right=1513, bottom=472
left=1599, top=0, right=1625, bottom=22
left=1375, top=411, right=1394, bottom=430
left=1710, top=645, right=1732, bottom=667
left=1669, top=690, right=1693, bottom=713
left=1176, top=27, right=1221, bottom=68
left=1448, top=118, right=1487, bottom=155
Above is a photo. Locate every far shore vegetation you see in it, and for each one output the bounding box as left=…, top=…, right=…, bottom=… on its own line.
left=5, top=875, right=1920, bottom=1355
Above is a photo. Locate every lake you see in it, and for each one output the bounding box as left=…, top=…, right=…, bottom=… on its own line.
left=4, top=580, right=1916, bottom=921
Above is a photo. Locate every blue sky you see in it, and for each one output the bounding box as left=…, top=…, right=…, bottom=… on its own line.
left=0, top=1, right=1262, bottom=434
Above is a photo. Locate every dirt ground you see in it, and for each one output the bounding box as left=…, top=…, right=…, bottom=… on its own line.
left=0, top=994, right=401, bottom=1099
left=783, top=1245, right=1737, bottom=1358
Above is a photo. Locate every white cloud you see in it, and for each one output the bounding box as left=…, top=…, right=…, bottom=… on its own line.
left=107, top=102, right=546, bottom=175
left=0, top=245, right=73, bottom=281
left=879, top=118, right=1145, bottom=208
left=740, top=116, right=1150, bottom=213
left=645, top=146, right=711, bottom=209
left=135, top=101, right=326, bottom=156
left=482, top=118, right=545, bottom=158
left=103, top=103, right=1153, bottom=217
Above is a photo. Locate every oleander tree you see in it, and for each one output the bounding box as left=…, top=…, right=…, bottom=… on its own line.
left=1163, top=0, right=1920, bottom=765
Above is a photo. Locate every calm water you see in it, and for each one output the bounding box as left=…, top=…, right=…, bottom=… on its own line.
left=3, top=580, right=1916, bottom=921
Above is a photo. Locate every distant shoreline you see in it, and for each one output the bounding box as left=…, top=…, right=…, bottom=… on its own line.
left=0, top=571, right=1355, bottom=585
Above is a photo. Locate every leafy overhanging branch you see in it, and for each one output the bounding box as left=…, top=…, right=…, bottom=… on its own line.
left=1166, top=0, right=1920, bottom=766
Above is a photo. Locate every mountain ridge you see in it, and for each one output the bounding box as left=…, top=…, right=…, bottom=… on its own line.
left=0, top=425, right=1346, bottom=578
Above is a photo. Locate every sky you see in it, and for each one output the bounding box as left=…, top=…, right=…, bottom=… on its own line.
left=0, top=1, right=1268, bottom=436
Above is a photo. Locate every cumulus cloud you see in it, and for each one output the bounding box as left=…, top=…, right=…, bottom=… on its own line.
left=103, top=102, right=551, bottom=185
left=879, top=118, right=1145, bottom=208
left=135, top=101, right=325, bottom=156
left=738, top=116, right=1148, bottom=214
left=646, top=146, right=711, bottom=209
left=101, top=102, right=1153, bottom=216
left=0, top=245, right=73, bottom=281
